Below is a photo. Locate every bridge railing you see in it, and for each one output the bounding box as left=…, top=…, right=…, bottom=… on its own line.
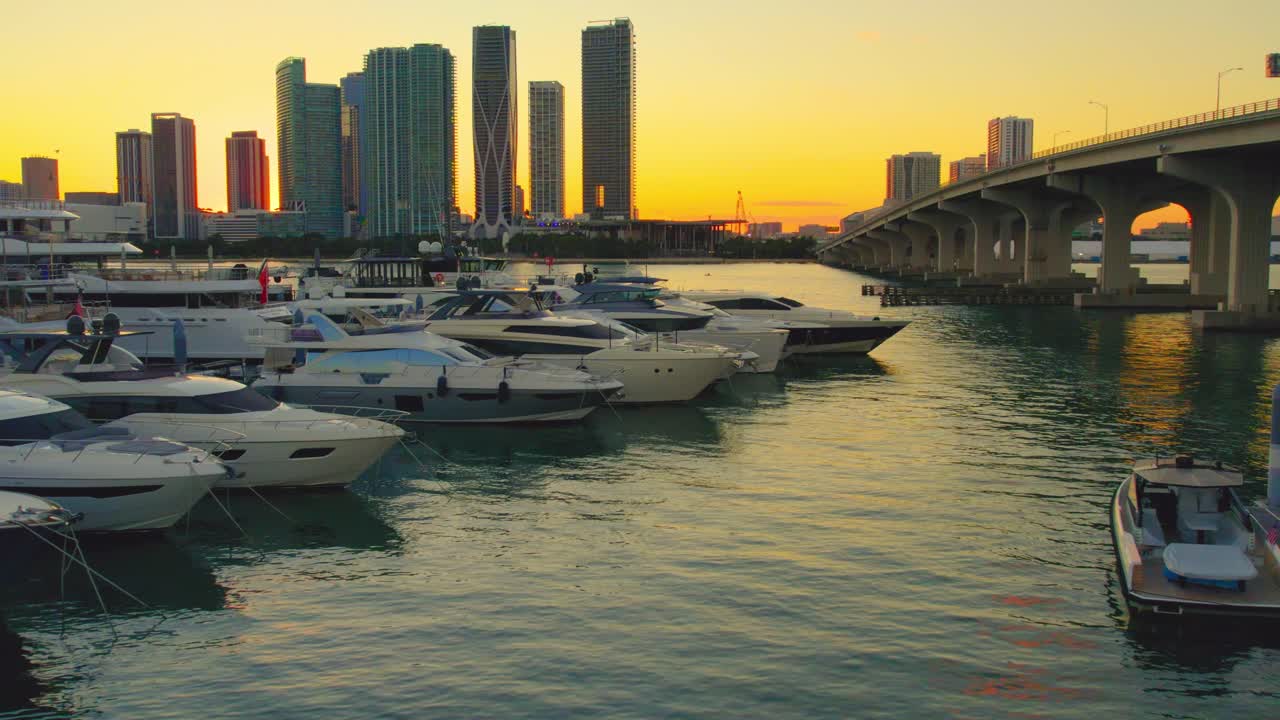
left=823, top=96, right=1280, bottom=252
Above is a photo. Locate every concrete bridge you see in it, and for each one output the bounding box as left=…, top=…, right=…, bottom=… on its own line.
left=819, top=99, right=1280, bottom=329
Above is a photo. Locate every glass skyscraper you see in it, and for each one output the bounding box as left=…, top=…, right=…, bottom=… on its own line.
left=581, top=18, right=635, bottom=220
left=529, top=81, right=565, bottom=220
left=363, top=44, right=457, bottom=240
left=276, top=57, right=343, bottom=238
left=150, top=113, right=198, bottom=240
left=471, top=25, right=517, bottom=240
left=340, top=72, right=367, bottom=219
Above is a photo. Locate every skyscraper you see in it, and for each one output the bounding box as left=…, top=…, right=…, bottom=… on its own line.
left=151, top=113, right=199, bottom=239
left=115, top=129, right=153, bottom=210
left=885, top=152, right=940, bottom=204
left=986, top=116, right=1034, bottom=170
left=340, top=72, right=366, bottom=216
left=276, top=57, right=344, bottom=237
left=581, top=18, right=635, bottom=220
left=225, top=130, right=270, bottom=212
left=529, top=80, right=565, bottom=220
left=471, top=25, right=517, bottom=240
left=363, top=44, right=457, bottom=239
left=948, top=155, right=986, bottom=183
left=21, top=157, right=59, bottom=200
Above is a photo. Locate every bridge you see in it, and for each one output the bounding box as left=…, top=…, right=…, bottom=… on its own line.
left=818, top=98, right=1280, bottom=329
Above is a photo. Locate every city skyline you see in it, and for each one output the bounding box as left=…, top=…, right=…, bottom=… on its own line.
left=4, top=1, right=1280, bottom=230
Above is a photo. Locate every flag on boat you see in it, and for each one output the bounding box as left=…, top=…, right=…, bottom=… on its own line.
left=258, top=263, right=269, bottom=304
left=1269, top=524, right=1280, bottom=546
left=67, top=295, right=85, bottom=318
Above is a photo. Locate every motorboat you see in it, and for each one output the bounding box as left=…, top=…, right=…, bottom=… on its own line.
left=1111, top=386, right=1280, bottom=617
left=0, top=320, right=404, bottom=489
left=0, top=390, right=225, bottom=532
left=1, top=490, right=74, bottom=576
left=251, top=314, right=624, bottom=423
left=422, top=291, right=740, bottom=404
left=535, top=284, right=790, bottom=374
left=680, top=291, right=909, bottom=355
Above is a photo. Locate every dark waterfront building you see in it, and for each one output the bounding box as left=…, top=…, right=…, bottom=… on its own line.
left=63, top=191, right=119, bottom=206
left=115, top=128, right=153, bottom=213
left=20, top=157, right=59, bottom=201
left=150, top=113, right=199, bottom=240
left=276, top=57, right=344, bottom=237
left=471, top=25, right=517, bottom=240
left=581, top=18, right=635, bottom=220
left=225, top=130, right=270, bottom=212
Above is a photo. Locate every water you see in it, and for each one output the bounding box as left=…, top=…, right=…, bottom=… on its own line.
left=4, top=262, right=1280, bottom=719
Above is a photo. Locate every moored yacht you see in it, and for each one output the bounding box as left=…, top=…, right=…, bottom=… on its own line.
left=0, top=322, right=404, bottom=488
left=680, top=291, right=909, bottom=355
left=252, top=314, right=624, bottom=423
left=0, top=389, right=225, bottom=532
left=1, top=490, right=74, bottom=577
left=422, top=291, right=740, bottom=403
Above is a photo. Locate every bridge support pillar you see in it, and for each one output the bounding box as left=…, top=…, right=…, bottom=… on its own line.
left=938, top=199, right=1004, bottom=278
left=1048, top=174, right=1145, bottom=292
left=894, top=221, right=935, bottom=270
left=868, top=230, right=910, bottom=269
left=982, top=188, right=1079, bottom=284
left=908, top=210, right=967, bottom=272
left=1048, top=201, right=1099, bottom=280
left=1160, top=187, right=1227, bottom=296
left=856, top=236, right=888, bottom=267
left=1158, top=155, right=1280, bottom=314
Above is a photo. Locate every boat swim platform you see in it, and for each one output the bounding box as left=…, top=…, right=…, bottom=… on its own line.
left=1130, top=555, right=1280, bottom=613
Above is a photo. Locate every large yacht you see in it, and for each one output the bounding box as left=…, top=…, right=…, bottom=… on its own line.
left=680, top=291, right=909, bottom=355
left=0, top=389, right=226, bottom=532
left=0, top=321, right=404, bottom=489
left=422, top=291, right=740, bottom=403
left=252, top=314, right=624, bottom=423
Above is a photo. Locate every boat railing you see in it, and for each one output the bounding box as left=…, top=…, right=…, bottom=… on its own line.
left=288, top=405, right=412, bottom=425
left=0, top=262, right=78, bottom=282
left=92, top=265, right=261, bottom=283
left=0, top=426, right=241, bottom=465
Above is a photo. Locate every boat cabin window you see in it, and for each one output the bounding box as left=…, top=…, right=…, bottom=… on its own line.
left=776, top=297, right=804, bottom=308
left=307, top=348, right=462, bottom=372
left=0, top=409, right=95, bottom=445
left=579, top=289, right=659, bottom=304
left=507, top=324, right=625, bottom=340
left=63, top=388, right=279, bottom=421
left=711, top=298, right=791, bottom=311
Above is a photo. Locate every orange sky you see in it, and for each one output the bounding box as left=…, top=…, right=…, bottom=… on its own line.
left=3, top=0, right=1279, bottom=232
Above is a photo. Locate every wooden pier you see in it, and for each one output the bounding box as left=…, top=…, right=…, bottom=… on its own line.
left=861, top=285, right=1074, bottom=307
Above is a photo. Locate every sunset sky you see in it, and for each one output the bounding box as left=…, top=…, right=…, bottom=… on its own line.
left=4, top=0, right=1279, bottom=231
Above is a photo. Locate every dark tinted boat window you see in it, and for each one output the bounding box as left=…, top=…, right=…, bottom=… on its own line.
left=0, top=409, right=95, bottom=445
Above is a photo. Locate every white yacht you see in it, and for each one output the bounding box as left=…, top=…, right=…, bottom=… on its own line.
left=422, top=291, right=740, bottom=404
left=252, top=314, right=624, bottom=423
left=0, top=390, right=225, bottom=532
left=680, top=291, right=909, bottom=355
left=0, top=322, right=404, bottom=489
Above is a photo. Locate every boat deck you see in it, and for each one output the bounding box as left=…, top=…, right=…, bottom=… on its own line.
left=1132, top=553, right=1280, bottom=609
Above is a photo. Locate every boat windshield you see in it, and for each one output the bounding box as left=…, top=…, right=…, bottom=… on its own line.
left=776, top=297, right=805, bottom=308
left=578, top=289, right=660, bottom=304
left=0, top=409, right=94, bottom=445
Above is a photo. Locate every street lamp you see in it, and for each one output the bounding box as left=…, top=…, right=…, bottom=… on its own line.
left=1217, top=66, right=1243, bottom=114
left=1089, top=101, right=1109, bottom=136
left=1052, top=129, right=1072, bottom=149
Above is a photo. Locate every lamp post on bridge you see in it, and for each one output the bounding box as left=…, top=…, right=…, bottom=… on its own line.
left=1216, top=66, right=1243, bottom=115
left=1089, top=101, right=1109, bottom=136
left=1051, top=129, right=1071, bottom=150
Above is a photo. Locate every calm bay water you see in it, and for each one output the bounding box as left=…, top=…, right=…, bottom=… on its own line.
left=4, top=262, right=1280, bottom=718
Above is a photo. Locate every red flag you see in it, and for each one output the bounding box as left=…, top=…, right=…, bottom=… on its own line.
left=258, top=263, right=269, bottom=304
left=67, top=295, right=85, bottom=319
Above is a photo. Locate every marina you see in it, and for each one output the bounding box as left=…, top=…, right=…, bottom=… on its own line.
left=3, top=261, right=1280, bottom=719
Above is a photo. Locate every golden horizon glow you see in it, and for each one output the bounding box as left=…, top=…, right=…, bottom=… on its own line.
left=3, top=0, right=1280, bottom=232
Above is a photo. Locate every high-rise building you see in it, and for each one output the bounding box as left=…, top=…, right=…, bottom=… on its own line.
left=471, top=25, right=517, bottom=240
left=276, top=57, right=344, bottom=237
left=363, top=44, right=457, bottom=239
left=21, top=157, right=59, bottom=200
left=885, top=152, right=940, bottom=204
left=529, top=80, right=565, bottom=220
left=0, top=180, right=23, bottom=201
left=225, top=131, right=270, bottom=212
left=581, top=18, right=635, bottom=220
left=151, top=113, right=199, bottom=240
left=340, top=72, right=367, bottom=216
left=115, top=129, right=153, bottom=210
left=948, top=155, right=986, bottom=183
left=986, top=117, right=1034, bottom=170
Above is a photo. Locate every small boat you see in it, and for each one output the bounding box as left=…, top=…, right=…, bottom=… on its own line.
left=680, top=291, right=909, bottom=355
left=252, top=313, right=624, bottom=423
left=0, top=390, right=225, bottom=532
left=0, top=490, right=74, bottom=577
left=1112, top=391, right=1280, bottom=617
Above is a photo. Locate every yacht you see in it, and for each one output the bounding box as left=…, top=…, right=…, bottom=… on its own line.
left=0, top=390, right=225, bottom=532
left=680, top=291, right=909, bottom=355
left=252, top=314, right=624, bottom=423
left=535, top=284, right=790, bottom=374
left=2, top=490, right=74, bottom=576
left=0, top=321, right=404, bottom=489
left=422, top=291, right=740, bottom=404
left=297, top=245, right=560, bottom=301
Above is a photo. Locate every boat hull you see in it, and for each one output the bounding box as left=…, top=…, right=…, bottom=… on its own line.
left=532, top=353, right=731, bottom=404
left=0, top=474, right=217, bottom=532
left=783, top=323, right=908, bottom=355
left=256, top=383, right=608, bottom=424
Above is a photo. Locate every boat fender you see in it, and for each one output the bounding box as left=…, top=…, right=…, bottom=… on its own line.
left=575, top=272, right=585, bottom=285
left=470, top=276, right=483, bottom=290
left=437, top=373, right=449, bottom=397
left=455, top=276, right=467, bottom=291
left=498, top=380, right=511, bottom=403
left=434, top=272, right=445, bottom=285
